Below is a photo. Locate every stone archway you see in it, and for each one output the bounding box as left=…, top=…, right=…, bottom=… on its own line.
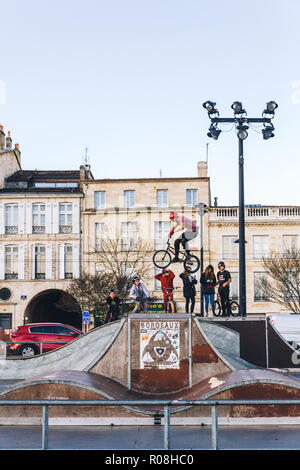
left=24, top=289, right=82, bottom=330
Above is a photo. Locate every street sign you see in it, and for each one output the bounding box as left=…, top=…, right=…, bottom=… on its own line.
left=197, top=203, right=209, bottom=216
left=82, top=311, right=89, bottom=325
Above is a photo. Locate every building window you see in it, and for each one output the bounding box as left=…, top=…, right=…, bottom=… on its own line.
left=253, top=235, right=269, bottom=259
left=222, top=236, right=238, bottom=259
left=120, top=261, right=136, bottom=278
left=95, top=263, right=104, bottom=274
left=5, top=246, right=18, bottom=279
left=186, top=189, right=198, bottom=207
left=5, top=204, right=18, bottom=234
left=35, top=245, right=46, bottom=279
left=32, top=203, right=46, bottom=234
left=124, top=190, right=135, bottom=208
left=59, top=204, right=72, bottom=233
left=95, top=223, right=105, bottom=250
left=230, top=272, right=238, bottom=300
left=121, top=222, right=138, bottom=250
left=157, top=190, right=168, bottom=208
left=253, top=272, right=269, bottom=301
left=95, top=191, right=106, bottom=209
left=64, top=244, right=73, bottom=279
left=154, top=221, right=170, bottom=250
left=283, top=235, right=298, bottom=256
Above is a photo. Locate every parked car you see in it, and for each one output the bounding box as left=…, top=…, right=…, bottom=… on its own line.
left=269, top=314, right=300, bottom=348
left=8, top=322, right=83, bottom=357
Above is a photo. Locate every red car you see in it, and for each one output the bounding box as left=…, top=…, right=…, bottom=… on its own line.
left=8, top=323, right=83, bottom=357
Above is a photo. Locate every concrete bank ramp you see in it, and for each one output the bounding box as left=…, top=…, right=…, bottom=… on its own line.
left=2, top=369, right=300, bottom=424
left=217, top=317, right=300, bottom=369
left=0, top=320, right=124, bottom=380
left=195, top=319, right=258, bottom=371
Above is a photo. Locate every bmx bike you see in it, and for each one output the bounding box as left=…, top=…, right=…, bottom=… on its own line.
left=212, top=291, right=240, bottom=317
left=163, top=287, right=176, bottom=313
left=153, top=240, right=200, bottom=274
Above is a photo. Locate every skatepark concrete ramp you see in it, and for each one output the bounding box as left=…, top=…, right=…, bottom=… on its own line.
left=0, top=314, right=255, bottom=383
left=217, top=317, right=300, bottom=368
left=0, top=319, right=124, bottom=380
left=2, top=368, right=300, bottom=425
left=2, top=314, right=300, bottom=425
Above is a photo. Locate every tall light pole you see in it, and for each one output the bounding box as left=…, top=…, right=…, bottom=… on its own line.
left=203, top=100, right=278, bottom=317
left=197, top=202, right=209, bottom=317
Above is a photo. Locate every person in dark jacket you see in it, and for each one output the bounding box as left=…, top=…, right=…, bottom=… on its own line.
left=180, top=268, right=198, bottom=313
left=216, top=261, right=232, bottom=316
left=200, top=265, right=217, bottom=317
left=106, top=289, right=121, bottom=323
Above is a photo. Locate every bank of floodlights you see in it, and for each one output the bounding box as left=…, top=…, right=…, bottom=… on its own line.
left=203, top=100, right=278, bottom=141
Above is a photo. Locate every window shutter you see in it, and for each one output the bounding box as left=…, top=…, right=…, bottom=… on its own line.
left=0, top=246, right=4, bottom=279
left=31, top=244, right=35, bottom=279
left=45, top=244, right=52, bottom=280
left=18, top=245, right=25, bottom=280
left=73, top=202, right=80, bottom=234
left=58, top=244, right=65, bottom=279
left=52, top=202, right=59, bottom=234
left=26, top=203, right=32, bottom=234
left=0, top=204, right=4, bottom=234
left=72, top=243, right=80, bottom=278
left=18, top=203, right=25, bottom=235
left=45, top=203, right=52, bottom=234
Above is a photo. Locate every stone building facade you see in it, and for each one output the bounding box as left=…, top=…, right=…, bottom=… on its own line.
left=0, top=126, right=93, bottom=329
left=81, top=161, right=210, bottom=314
left=1, top=125, right=300, bottom=329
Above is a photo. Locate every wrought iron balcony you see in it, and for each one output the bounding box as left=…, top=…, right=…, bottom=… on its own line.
left=32, top=225, right=46, bottom=234
left=59, top=225, right=72, bottom=234
left=5, top=226, right=18, bottom=234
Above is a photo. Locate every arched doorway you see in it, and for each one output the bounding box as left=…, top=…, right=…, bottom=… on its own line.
left=24, top=289, right=82, bottom=330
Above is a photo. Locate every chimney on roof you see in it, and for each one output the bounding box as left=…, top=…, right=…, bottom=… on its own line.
left=14, top=142, right=21, bottom=163
left=0, top=125, right=5, bottom=150
left=80, top=165, right=86, bottom=180
left=197, top=161, right=208, bottom=177
left=6, top=131, right=12, bottom=150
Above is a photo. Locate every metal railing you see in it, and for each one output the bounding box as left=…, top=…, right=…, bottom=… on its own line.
left=1, top=398, right=300, bottom=450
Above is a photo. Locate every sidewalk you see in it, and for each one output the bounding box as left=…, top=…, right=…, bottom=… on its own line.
left=1, top=424, right=300, bottom=450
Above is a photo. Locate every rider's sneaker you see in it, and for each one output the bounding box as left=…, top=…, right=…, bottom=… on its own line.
left=171, top=257, right=180, bottom=263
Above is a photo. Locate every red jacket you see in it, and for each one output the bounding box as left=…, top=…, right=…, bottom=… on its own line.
left=154, top=270, right=175, bottom=291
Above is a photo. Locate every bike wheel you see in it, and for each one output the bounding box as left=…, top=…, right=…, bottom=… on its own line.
left=183, top=255, right=200, bottom=273
left=230, top=301, right=240, bottom=317
left=212, top=300, right=221, bottom=317
left=153, top=250, right=172, bottom=269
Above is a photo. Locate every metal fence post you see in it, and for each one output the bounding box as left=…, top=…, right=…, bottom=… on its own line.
left=164, top=405, right=170, bottom=450
left=265, top=317, right=269, bottom=368
left=211, top=404, right=218, bottom=450
left=42, top=405, right=49, bottom=450
left=128, top=318, right=131, bottom=390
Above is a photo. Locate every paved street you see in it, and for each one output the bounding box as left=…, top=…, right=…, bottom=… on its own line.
left=1, top=424, right=300, bottom=450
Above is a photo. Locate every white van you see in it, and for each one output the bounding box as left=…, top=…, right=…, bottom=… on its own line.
left=268, top=314, right=300, bottom=348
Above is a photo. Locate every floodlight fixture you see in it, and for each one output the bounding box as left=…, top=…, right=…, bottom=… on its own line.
left=231, top=101, right=246, bottom=115
left=202, top=100, right=218, bottom=115
left=266, top=101, right=278, bottom=113
left=237, top=124, right=249, bottom=140
left=262, top=123, right=275, bottom=140
left=207, top=124, right=221, bottom=140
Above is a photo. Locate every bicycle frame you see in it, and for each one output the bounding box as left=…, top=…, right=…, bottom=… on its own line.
left=165, top=240, right=187, bottom=260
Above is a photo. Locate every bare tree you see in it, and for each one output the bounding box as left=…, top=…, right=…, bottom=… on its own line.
left=66, top=271, right=113, bottom=313
left=92, top=236, right=153, bottom=301
left=259, top=248, right=300, bottom=313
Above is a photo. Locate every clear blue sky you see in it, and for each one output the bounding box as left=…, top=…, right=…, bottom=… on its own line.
left=0, top=0, right=299, bottom=206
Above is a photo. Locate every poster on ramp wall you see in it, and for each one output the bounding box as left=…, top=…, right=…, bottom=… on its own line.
left=140, top=320, right=180, bottom=369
